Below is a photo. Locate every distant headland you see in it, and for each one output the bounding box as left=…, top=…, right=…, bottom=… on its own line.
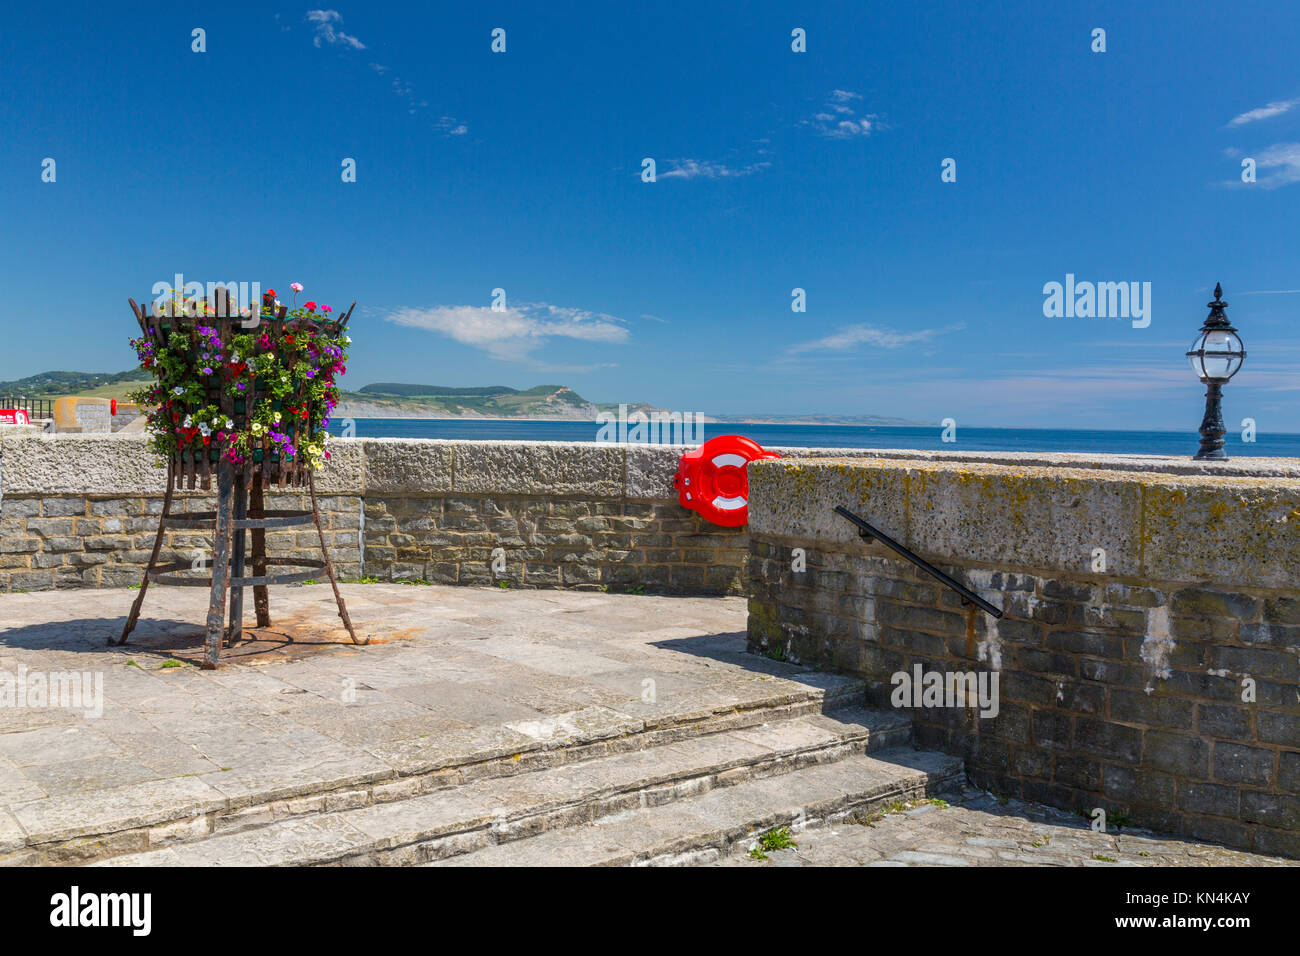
left=0, top=371, right=928, bottom=426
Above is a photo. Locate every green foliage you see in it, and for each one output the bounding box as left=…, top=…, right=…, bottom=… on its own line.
left=360, top=383, right=517, bottom=397
left=0, top=369, right=148, bottom=396
left=128, top=288, right=349, bottom=469
left=757, top=826, right=798, bottom=852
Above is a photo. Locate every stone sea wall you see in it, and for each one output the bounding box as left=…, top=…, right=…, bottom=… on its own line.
left=0, top=434, right=802, bottom=595
left=744, top=454, right=1300, bottom=857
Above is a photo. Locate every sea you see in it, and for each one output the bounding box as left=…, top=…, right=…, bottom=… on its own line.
left=346, top=419, right=1300, bottom=458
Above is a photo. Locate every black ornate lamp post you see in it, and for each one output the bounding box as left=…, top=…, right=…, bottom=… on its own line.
left=1186, top=283, right=1246, bottom=460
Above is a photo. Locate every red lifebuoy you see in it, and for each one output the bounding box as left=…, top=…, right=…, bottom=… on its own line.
left=673, top=435, right=781, bottom=527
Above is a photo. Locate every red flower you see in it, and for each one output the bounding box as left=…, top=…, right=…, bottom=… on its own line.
left=267, top=289, right=277, bottom=297
left=303, top=301, right=316, bottom=310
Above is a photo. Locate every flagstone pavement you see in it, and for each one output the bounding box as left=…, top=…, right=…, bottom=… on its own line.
left=0, top=582, right=1292, bottom=866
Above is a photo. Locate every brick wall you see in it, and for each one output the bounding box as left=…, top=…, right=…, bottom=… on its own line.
left=746, top=454, right=1300, bottom=858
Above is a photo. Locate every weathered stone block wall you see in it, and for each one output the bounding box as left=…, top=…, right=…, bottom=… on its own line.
left=0, top=493, right=362, bottom=591
left=362, top=496, right=745, bottom=591
left=746, top=455, right=1300, bottom=857
left=0, top=435, right=775, bottom=595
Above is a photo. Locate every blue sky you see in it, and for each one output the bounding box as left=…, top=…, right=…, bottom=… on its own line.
left=2, top=0, right=1298, bottom=430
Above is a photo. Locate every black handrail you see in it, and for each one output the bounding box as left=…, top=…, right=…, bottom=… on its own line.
left=834, top=505, right=1003, bottom=619
left=0, top=395, right=53, bottom=420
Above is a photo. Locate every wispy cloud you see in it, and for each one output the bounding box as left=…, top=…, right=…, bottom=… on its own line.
left=386, top=302, right=629, bottom=361
left=1240, top=288, right=1300, bottom=295
left=306, top=10, right=365, bottom=50
left=1227, top=97, right=1300, bottom=127
left=802, top=90, right=881, bottom=139
left=435, top=116, right=468, bottom=136
left=657, top=159, right=770, bottom=180
left=350, top=38, right=464, bottom=131
left=787, top=323, right=962, bottom=355
left=1251, top=142, right=1300, bottom=189
left=640, top=313, right=670, bottom=323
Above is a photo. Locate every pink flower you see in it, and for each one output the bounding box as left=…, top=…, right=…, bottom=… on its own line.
left=321, top=304, right=332, bottom=314
left=290, top=282, right=303, bottom=292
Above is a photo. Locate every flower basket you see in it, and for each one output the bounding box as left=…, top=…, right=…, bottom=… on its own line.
left=128, top=287, right=353, bottom=490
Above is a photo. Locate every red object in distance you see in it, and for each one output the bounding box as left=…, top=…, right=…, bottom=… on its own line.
left=673, top=435, right=781, bottom=527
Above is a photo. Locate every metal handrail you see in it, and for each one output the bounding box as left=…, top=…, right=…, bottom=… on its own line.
left=834, top=505, right=1003, bottom=619
left=0, top=395, right=54, bottom=420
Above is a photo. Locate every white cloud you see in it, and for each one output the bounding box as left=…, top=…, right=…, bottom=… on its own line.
left=1253, top=142, right=1300, bottom=188
left=386, top=302, right=629, bottom=361
left=802, top=90, right=882, bottom=139
left=658, top=159, right=771, bottom=180
left=435, top=116, right=468, bottom=136
left=306, top=10, right=365, bottom=49
left=1227, top=97, right=1300, bottom=127
left=787, top=323, right=962, bottom=354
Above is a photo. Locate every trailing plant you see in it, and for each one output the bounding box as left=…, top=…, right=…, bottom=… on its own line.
left=128, top=284, right=351, bottom=473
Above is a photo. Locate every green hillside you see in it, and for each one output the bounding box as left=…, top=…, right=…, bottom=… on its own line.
left=0, top=370, right=150, bottom=398
left=339, top=383, right=603, bottom=417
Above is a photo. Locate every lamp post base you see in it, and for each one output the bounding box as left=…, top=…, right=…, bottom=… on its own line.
left=1194, top=380, right=1228, bottom=460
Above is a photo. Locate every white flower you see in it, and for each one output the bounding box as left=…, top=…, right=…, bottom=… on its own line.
left=182, top=415, right=193, bottom=428
left=224, top=419, right=234, bottom=430
left=172, top=387, right=184, bottom=395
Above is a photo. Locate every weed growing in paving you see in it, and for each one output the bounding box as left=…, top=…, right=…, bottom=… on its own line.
left=748, top=826, right=799, bottom=860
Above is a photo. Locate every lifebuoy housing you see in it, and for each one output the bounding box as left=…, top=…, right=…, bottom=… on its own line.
left=673, top=435, right=781, bottom=527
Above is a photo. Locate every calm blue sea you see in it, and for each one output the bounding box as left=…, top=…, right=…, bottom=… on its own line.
left=348, top=419, right=1300, bottom=458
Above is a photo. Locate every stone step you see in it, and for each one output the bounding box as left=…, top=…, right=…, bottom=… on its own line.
left=11, top=670, right=866, bottom=866
left=427, top=749, right=965, bottom=867
left=94, top=707, right=926, bottom=866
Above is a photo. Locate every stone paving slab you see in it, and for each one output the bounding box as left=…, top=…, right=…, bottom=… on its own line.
left=0, top=582, right=865, bottom=855
left=707, top=788, right=1299, bottom=867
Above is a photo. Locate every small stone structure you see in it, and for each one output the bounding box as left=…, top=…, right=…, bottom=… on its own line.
left=51, top=397, right=141, bottom=434
left=744, top=453, right=1300, bottom=858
